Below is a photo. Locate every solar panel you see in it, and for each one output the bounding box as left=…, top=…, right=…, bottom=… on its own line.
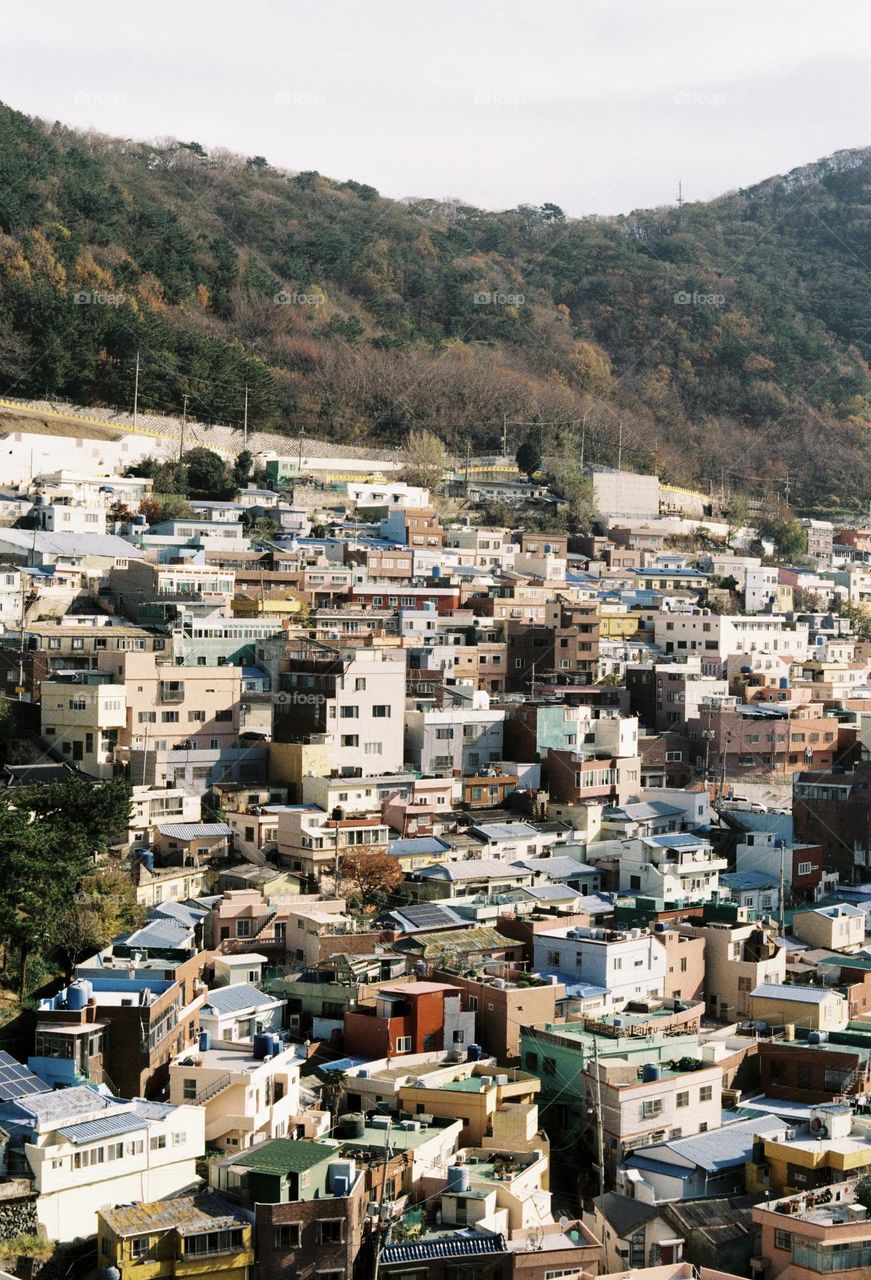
left=0, top=1052, right=51, bottom=1101
left=404, top=904, right=449, bottom=926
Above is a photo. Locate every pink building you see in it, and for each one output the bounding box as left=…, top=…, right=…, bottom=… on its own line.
left=98, top=650, right=241, bottom=753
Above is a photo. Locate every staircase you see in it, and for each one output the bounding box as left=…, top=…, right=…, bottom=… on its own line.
left=195, top=1073, right=233, bottom=1105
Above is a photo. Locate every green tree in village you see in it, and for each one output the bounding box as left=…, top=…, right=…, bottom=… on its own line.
left=183, top=447, right=235, bottom=499
left=0, top=778, right=131, bottom=997
left=516, top=433, right=542, bottom=477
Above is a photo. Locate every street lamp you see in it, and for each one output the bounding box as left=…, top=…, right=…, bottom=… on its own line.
left=331, top=805, right=344, bottom=895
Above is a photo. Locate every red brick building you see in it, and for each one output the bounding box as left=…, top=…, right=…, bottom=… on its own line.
left=342, top=981, right=476, bottom=1058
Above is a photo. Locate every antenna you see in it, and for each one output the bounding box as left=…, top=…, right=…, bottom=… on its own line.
left=677, top=180, right=684, bottom=212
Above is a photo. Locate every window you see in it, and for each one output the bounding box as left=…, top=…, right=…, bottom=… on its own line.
left=185, top=1229, right=244, bottom=1256
left=340, top=735, right=359, bottom=748
left=130, top=1236, right=149, bottom=1260
left=774, top=1230, right=792, bottom=1251
left=675, top=1091, right=689, bottom=1108
left=641, top=1099, right=663, bottom=1119
left=340, top=705, right=359, bottom=718
left=372, top=705, right=391, bottom=718
left=183, top=1077, right=197, bottom=1100
left=699, top=1085, right=713, bottom=1102
left=138, top=711, right=157, bottom=724
left=317, top=1220, right=344, bottom=1245
left=236, top=919, right=253, bottom=937
left=161, top=710, right=179, bottom=723
left=355, top=678, right=367, bottom=691
left=150, top=1134, right=166, bottom=1151
left=274, top=1224, right=301, bottom=1249
left=797, top=861, right=812, bottom=876
left=542, top=1057, right=556, bottom=1076
left=188, top=710, right=206, bottom=722
left=215, top=709, right=233, bottom=722
left=435, top=726, right=454, bottom=739
left=395, top=1036, right=412, bottom=1052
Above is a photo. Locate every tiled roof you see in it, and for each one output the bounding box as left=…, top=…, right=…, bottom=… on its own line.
left=235, top=1138, right=334, bottom=1174
left=381, top=1233, right=508, bottom=1263
left=593, top=1192, right=662, bottom=1236
left=203, top=983, right=279, bottom=1015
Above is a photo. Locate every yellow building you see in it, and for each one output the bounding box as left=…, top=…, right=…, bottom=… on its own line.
left=747, top=982, right=848, bottom=1033
left=398, top=1068, right=541, bottom=1148
left=98, top=1192, right=254, bottom=1280
left=747, top=1105, right=871, bottom=1196
left=232, top=593, right=303, bottom=620
left=599, top=608, right=643, bottom=641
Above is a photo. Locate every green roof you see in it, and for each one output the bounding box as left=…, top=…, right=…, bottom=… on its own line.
left=236, top=1139, right=334, bottom=1175
left=820, top=954, right=871, bottom=971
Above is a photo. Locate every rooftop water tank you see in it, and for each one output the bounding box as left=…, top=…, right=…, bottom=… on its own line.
left=199, top=1030, right=211, bottom=1053
left=466, top=1044, right=483, bottom=1062
left=446, top=1164, right=471, bottom=1193
left=642, top=1063, right=662, bottom=1083
left=339, top=1113, right=365, bottom=1139
left=67, top=980, right=92, bottom=1011
left=253, top=1032, right=272, bottom=1060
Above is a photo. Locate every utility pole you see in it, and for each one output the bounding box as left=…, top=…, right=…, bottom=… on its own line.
left=779, top=840, right=787, bottom=934
left=243, top=384, right=249, bottom=449
left=132, top=351, right=140, bottom=430
left=371, top=1118, right=393, bottom=1280
left=501, top=413, right=508, bottom=460
left=464, top=440, right=471, bottom=498
left=617, top=421, right=623, bottom=473
left=677, top=180, right=683, bottom=213
left=179, top=393, right=188, bottom=464
left=783, top=474, right=791, bottom=508
left=592, top=1037, right=606, bottom=1198
left=332, top=805, right=344, bottom=895
left=580, top=415, right=587, bottom=472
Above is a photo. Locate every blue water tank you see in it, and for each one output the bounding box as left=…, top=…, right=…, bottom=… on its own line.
left=809, top=1031, right=829, bottom=1045
left=253, top=1032, right=272, bottom=1060
left=447, top=1164, right=471, bottom=1193
left=199, top=1030, right=211, bottom=1053
left=466, top=1043, right=483, bottom=1062
left=67, top=979, right=92, bottom=1011
left=431, top=565, right=441, bottom=579
left=137, top=849, right=155, bottom=872
left=642, top=1063, right=662, bottom=1082
left=268, top=1033, right=282, bottom=1058
left=779, top=676, right=789, bottom=689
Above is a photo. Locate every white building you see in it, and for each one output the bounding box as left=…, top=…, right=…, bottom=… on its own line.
left=0, top=1085, right=203, bottom=1243
left=0, top=567, right=23, bottom=633
left=611, top=833, right=727, bottom=902
left=33, top=498, right=107, bottom=536
left=199, top=982, right=285, bottom=1043
left=168, top=1040, right=316, bottom=1152
left=653, top=611, right=809, bottom=671
left=405, top=689, right=505, bottom=777
left=533, top=925, right=668, bottom=1009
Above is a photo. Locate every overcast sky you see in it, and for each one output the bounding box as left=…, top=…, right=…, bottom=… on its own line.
left=3, top=0, right=870, bottom=216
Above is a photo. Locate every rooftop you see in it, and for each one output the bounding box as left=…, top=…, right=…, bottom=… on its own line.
left=100, top=1191, right=247, bottom=1239
left=234, top=1138, right=335, bottom=1175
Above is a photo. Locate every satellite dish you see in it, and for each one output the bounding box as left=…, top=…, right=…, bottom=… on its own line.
left=558, top=1216, right=569, bottom=1230
left=529, top=1225, right=544, bottom=1251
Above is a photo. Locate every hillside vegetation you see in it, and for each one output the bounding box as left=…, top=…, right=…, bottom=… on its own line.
left=0, top=102, right=870, bottom=508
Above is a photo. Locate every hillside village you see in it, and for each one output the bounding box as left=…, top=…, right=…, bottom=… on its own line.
left=0, top=402, right=870, bottom=1280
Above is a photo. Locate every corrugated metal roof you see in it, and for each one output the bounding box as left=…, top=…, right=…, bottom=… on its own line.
left=100, top=1191, right=247, bottom=1238
left=155, top=823, right=231, bottom=840
left=626, top=1115, right=786, bottom=1175
left=751, top=982, right=834, bottom=1003
left=56, top=1111, right=147, bottom=1145
left=203, top=983, right=278, bottom=1015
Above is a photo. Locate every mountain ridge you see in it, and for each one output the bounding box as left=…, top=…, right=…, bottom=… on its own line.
left=0, top=101, right=869, bottom=510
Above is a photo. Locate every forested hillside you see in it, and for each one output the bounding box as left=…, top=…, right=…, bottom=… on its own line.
left=0, top=102, right=869, bottom=508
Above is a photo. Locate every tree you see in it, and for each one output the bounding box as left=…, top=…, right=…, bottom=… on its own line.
left=854, top=1174, right=871, bottom=1211
left=401, top=429, right=449, bottom=490
left=140, top=493, right=193, bottom=524
left=319, top=1068, right=348, bottom=1123
left=233, top=449, right=253, bottom=489
left=54, top=867, right=144, bottom=982
left=338, top=848, right=402, bottom=904
left=183, top=447, right=234, bottom=499
left=516, top=434, right=541, bottom=477
left=0, top=779, right=130, bottom=997
left=754, top=509, right=806, bottom=559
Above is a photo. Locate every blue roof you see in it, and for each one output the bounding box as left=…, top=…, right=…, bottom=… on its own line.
left=56, top=1111, right=148, bottom=1145
left=388, top=837, right=451, bottom=857
left=203, top=983, right=279, bottom=1015
left=646, top=833, right=706, bottom=849
left=721, top=871, right=779, bottom=891
left=115, top=918, right=195, bottom=950
left=626, top=1115, right=786, bottom=1175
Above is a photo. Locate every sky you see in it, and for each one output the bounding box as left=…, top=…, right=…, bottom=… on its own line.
left=3, top=0, right=871, bottom=216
